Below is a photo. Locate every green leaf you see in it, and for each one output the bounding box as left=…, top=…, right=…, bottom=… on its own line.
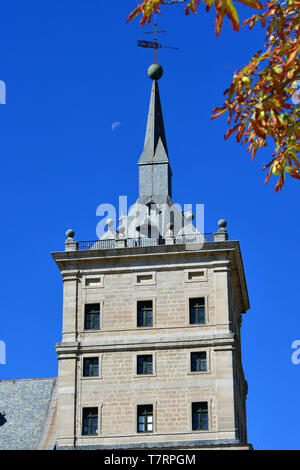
left=225, top=0, right=240, bottom=32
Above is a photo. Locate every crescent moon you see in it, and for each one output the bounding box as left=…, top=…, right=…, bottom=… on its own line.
left=112, top=121, right=121, bottom=131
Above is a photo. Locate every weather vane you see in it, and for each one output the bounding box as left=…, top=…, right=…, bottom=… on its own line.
left=137, top=18, right=178, bottom=64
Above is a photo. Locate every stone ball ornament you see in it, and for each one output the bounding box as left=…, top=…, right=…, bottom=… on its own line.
left=218, top=219, right=227, bottom=229
left=106, top=218, right=114, bottom=228
left=148, top=64, right=163, bottom=80
left=66, top=229, right=75, bottom=239
left=184, top=211, right=194, bottom=223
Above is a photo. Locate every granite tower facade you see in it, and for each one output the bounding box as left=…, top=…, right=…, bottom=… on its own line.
left=52, top=66, right=251, bottom=450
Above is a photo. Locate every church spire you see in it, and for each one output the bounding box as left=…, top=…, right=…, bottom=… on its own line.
left=139, top=79, right=169, bottom=163
left=138, top=64, right=172, bottom=204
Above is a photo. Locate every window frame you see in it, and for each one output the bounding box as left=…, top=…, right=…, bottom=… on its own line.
left=184, top=268, right=208, bottom=283
left=136, top=404, right=154, bottom=434
left=191, top=401, right=209, bottom=432
left=83, top=273, right=104, bottom=289
left=133, top=401, right=157, bottom=434
left=189, top=297, right=205, bottom=325
left=81, top=406, right=99, bottom=436
left=81, top=354, right=102, bottom=379
left=186, top=295, right=209, bottom=326
left=83, top=357, right=99, bottom=377
left=83, top=302, right=102, bottom=331
left=134, top=352, right=156, bottom=377
left=189, top=350, right=208, bottom=374
left=134, top=271, right=156, bottom=286
left=135, top=298, right=156, bottom=328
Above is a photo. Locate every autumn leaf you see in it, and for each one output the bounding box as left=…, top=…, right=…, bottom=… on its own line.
left=211, top=0, right=300, bottom=190
left=185, top=0, right=200, bottom=15
left=127, top=0, right=165, bottom=26
left=213, top=0, right=240, bottom=36
left=211, top=106, right=228, bottom=119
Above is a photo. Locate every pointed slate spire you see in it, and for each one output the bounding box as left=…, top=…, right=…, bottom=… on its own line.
left=139, top=80, right=169, bottom=164
left=138, top=65, right=172, bottom=204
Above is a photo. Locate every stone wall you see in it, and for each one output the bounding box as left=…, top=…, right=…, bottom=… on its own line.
left=54, top=244, right=249, bottom=449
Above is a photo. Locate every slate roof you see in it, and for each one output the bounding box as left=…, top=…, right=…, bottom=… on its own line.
left=0, top=377, right=56, bottom=450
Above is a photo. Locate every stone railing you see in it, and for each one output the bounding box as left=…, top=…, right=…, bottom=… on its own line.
left=64, top=227, right=228, bottom=252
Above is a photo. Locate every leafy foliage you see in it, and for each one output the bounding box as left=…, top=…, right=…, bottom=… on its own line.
left=212, top=0, right=300, bottom=191
left=127, top=0, right=300, bottom=190
left=127, top=0, right=262, bottom=35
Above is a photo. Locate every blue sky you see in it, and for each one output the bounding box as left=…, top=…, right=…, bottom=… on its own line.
left=0, top=0, right=299, bottom=450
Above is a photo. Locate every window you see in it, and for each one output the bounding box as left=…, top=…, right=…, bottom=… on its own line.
left=83, top=357, right=99, bottom=377
left=137, top=301, right=153, bottom=327
left=83, top=274, right=104, bottom=288
left=137, top=355, right=153, bottom=375
left=85, top=277, right=101, bottom=287
left=191, top=352, right=207, bottom=372
left=134, top=272, right=156, bottom=286
left=82, top=407, right=98, bottom=435
left=192, top=402, right=208, bottom=431
left=188, top=271, right=205, bottom=281
left=84, top=304, right=100, bottom=330
left=136, top=274, right=154, bottom=284
left=137, top=405, right=153, bottom=433
left=189, top=298, right=205, bottom=324
left=185, top=269, right=208, bottom=283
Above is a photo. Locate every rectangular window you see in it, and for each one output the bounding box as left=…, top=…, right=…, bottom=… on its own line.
left=137, top=405, right=153, bottom=433
left=192, top=402, right=208, bottom=431
left=137, top=355, right=153, bottom=375
left=85, top=277, right=101, bottom=287
left=137, top=274, right=153, bottom=284
left=188, top=271, right=205, bottom=281
left=82, top=407, right=98, bottom=435
left=191, top=352, right=207, bottom=372
left=137, top=301, right=153, bottom=327
left=83, top=357, right=99, bottom=377
left=189, top=298, right=205, bottom=324
left=84, top=304, right=100, bottom=330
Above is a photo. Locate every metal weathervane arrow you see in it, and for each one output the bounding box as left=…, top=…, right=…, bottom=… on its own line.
left=137, top=18, right=178, bottom=64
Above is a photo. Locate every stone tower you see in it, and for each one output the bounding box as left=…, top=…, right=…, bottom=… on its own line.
left=52, top=65, right=251, bottom=450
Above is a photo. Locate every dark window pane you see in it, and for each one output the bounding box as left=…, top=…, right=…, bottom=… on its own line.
left=137, top=405, right=153, bottom=433
left=189, top=298, right=205, bottom=324
left=137, top=301, right=153, bottom=327
left=192, top=402, right=208, bottom=431
left=83, top=358, right=99, bottom=377
left=191, top=352, right=207, bottom=372
left=82, top=407, right=98, bottom=435
left=146, top=311, right=152, bottom=326
left=137, top=355, right=153, bottom=374
left=84, top=304, right=100, bottom=330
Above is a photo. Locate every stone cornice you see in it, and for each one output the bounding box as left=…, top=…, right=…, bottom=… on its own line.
left=56, top=332, right=237, bottom=355
left=51, top=241, right=238, bottom=264
left=59, top=259, right=231, bottom=279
